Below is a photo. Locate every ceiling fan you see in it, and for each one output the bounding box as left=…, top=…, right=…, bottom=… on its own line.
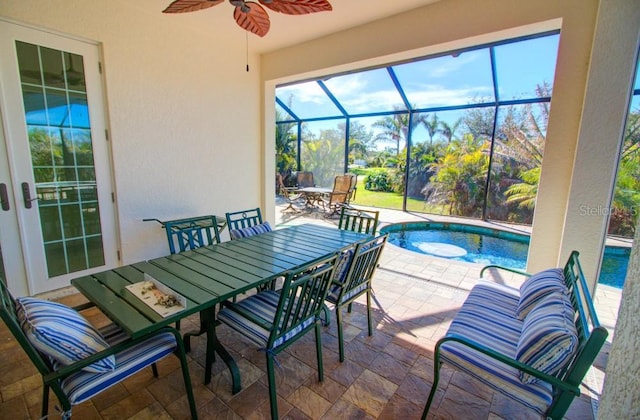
left=163, top=0, right=333, bottom=37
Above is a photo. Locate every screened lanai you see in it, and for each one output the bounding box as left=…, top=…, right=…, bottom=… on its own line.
left=275, top=30, right=638, bottom=244
left=276, top=31, right=561, bottom=226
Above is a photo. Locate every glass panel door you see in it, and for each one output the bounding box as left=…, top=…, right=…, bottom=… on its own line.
left=0, top=21, right=117, bottom=295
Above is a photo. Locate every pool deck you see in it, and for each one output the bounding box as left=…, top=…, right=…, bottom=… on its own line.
left=277, top=201, right=622, bottom=417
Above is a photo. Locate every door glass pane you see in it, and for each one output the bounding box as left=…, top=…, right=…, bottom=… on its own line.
left=16, top=41, right=104, bottom=278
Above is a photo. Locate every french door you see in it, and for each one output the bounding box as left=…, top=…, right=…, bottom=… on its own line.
left=0, top=21, right=118, bottom=295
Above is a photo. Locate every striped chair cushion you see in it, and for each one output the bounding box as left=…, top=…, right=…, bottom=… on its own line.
left=217, top=290, right=314, bottom=349
left=16, top=297, right=115, bottom=373
left=440, top=281, right=553, bottom=414
left=516, top=268, right=567, bottom=319
left=57, top=331, right=177, bottom=405
left=229, top=222, right=272, bottom=240
left=516, top=292, right=578, bottom=384
left=332, top=248, right=355, bottom=283
left=326, top=281, right=368, bottom=305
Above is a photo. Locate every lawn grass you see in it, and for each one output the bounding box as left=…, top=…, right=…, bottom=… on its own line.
left=349, top=172, right=449, bottom=214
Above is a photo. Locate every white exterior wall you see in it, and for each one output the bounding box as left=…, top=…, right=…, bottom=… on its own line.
left=0, top=0, right=263, bottom=264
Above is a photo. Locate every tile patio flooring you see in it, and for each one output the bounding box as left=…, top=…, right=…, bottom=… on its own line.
left=0, top=204, right=621, bottom=419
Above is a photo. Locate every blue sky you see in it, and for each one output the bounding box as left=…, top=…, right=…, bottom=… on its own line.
left=276, top=34, right=560, bottom=145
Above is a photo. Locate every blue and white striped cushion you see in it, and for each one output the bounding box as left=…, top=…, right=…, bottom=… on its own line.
left=516, top=268, right=567, bottom=319
left=16, top=297, right=115, bottom=373
left=57, top=331, right=177, bottom=405
left=218, top=290, right=314, bottom=349
left=229, top=222, right=272, bottom=240
left=332, top=248, right=355, bottom=283
left=440, top=281, right=554, bottom=414
left=516, top=292, right=578, bottom=384
left=326, top=281, right=368, bottom=305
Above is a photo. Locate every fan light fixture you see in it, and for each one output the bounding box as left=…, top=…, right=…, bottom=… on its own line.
left=163, top=0, right=333, bottom=37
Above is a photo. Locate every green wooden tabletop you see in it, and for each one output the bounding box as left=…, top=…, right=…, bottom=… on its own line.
left=71, top=224, right=371, bottom=339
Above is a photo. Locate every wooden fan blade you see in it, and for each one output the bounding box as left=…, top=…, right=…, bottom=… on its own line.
left=234, top=2, right=270, bottom=37
left=163, top=0, right=224, bottom=14
left=259, top=0, right=332, bottom=15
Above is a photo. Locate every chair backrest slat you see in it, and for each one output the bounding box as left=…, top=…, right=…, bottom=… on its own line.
left=163, top=215, right=221, bottom=254
left=225, top=208, right=264, bottom=232
left=268, top=255, right=337, bottom=348
left=339, top=207, right=380, bottom=235
left=0, top=281, right=53, bottom=376
left=339, top=235, right=388, bottom=302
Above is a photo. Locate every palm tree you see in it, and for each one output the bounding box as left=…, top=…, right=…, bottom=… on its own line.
left=439, top=118, right=462, bottom=143
left=372, top=111, right=410, bottom=160
left=423, top=113, right=440, bottom=145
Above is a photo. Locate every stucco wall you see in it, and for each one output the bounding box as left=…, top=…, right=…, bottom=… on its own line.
left=598, top=215, right=640, bottom=418
left=0, top=0, right=263, bottom=264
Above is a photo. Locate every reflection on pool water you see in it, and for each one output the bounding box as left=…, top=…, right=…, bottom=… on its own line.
left=380, top=222, right=630, bottom=289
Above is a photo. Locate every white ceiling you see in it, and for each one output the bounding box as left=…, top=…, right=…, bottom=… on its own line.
left=142, top=0, right=441, bottom=53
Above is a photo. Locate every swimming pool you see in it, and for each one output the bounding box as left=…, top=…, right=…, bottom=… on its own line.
left=380, top=222, right=630, bottom=289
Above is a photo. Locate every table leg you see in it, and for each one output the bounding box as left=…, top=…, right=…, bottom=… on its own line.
left=210, top=323, right=242, bottom=394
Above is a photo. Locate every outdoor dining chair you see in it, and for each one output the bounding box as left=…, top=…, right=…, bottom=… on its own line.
left=0, top=281, right=197, bottom=420
left=324, top=174, right=354, bottom=217
left=216, top=254, right=338, bottom=420
left=338, top=206, right=380, bottom=235
left=325, top=234, right=388, bottom=362
left=162, top=214, right=221, bottom=253
left=225, top=207, right=272, bottom=240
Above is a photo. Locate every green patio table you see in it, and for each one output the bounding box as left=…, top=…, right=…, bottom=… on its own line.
left=71, top=223, right=371, bottom=393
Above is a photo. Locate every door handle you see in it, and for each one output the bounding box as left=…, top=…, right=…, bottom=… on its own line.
left=0, top=183, right=9, bottom=211
left=21, top=182, right=37, bottom=209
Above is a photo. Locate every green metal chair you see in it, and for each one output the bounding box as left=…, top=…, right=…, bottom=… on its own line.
left=225, top=208, right=270, bottom=240
left=338, top=206, right=379, bottom=235
left=0, top=281, right=197, bottom=420
left=325, top=234, right=387, bottom=362
left=163, top=214, right=222, bottom=253
left=216, top=254, right=338, bottom=419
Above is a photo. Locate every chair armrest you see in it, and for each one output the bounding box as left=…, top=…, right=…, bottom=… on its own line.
left=479, top=264, right=532, bottom=278
left=436, top=334, right=581, bottom=395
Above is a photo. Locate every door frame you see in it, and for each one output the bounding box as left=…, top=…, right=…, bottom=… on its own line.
left=0, top=19, right=120, bottom=296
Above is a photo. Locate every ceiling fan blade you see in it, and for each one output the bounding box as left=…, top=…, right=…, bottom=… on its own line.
left=163, top=0, right=224, bottom=13
left=259, top=0, right=332, bottom=15
left=233, top=2, right=270, bottom=37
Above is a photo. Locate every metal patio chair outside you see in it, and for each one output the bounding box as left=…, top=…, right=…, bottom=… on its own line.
left=0, top=281, right=197, bottom=419
left=324, top=234, right=388, bottom=362
left=216, top=254, right=338, bottom=420
left=338, top=206, right=379, bottom=235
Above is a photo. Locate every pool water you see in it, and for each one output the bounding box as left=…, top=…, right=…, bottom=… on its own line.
left=381, top=222, right=630, bottom=289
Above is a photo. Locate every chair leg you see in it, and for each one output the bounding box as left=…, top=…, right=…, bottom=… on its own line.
left=336, top=306, right=345, bottom=362
left=173, top=331, right=198, bottom=420
left=41, top=384, right=49, bottom=419
left=151, top=363, right=159, bottom=377
left=315, top=322, right=324, bottom=382
left=421, top=349, right=442, bottom=420
left=266, top=353, right=279, bottom=420
left=366, top=291, right=373, bottom=336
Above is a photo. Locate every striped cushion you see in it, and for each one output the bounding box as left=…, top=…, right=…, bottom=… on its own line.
left=440, top=281, right=553, bottom=414
left=516, top=292, right=578, bottom=384
left=229, top=222, right=272, bottom=240
left=516, top=268, right=567, bottom=319
left=332, top=248, right=355, bottom=283
left=16, top=297, right=115, bottom=373
left=326, top=281, right=368, bottom=305
left=57, top=331, right=177, bottom=404
left=218, top=290, right=314, bottom=349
